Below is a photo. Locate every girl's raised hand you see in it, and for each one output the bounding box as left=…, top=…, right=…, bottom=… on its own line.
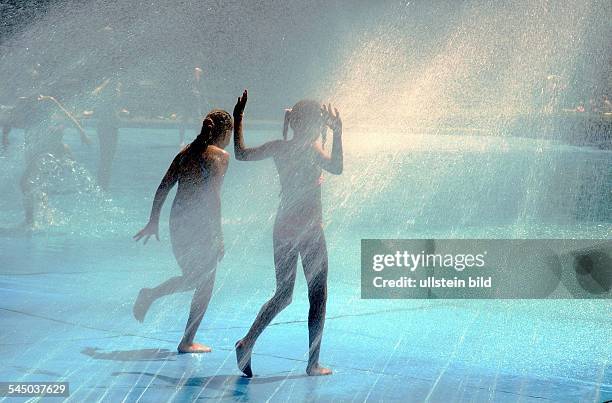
left=233, top=90, right=248, bottom=117
left=322, top=103, right=342, bottom=132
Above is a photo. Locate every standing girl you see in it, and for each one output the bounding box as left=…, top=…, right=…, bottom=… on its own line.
left=233, top=90, right=343, bottom=376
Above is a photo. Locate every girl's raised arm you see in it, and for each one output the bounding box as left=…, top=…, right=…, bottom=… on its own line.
left=40, top=95, right=92, bottom=145
left=233, top=90, right=282, bottom=161
left=315, top=104, right=343, bottom=175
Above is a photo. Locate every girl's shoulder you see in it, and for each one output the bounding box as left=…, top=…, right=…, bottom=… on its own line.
left=268, top=139, right=289, bottom=158
left=205, top=145, right=229, bottom=158
left=203, top=146, right=230, bottom=169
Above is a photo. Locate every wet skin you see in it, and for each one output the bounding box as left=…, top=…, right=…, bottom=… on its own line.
left=134, top=117, right=231, bottom=353
left=233, top=90, right=343, bottom=376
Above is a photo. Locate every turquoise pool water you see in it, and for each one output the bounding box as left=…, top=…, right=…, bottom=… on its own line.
left=0, top=127, right=610, bottom=402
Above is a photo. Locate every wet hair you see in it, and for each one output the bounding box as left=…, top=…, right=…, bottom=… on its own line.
left=282, top=99, right=326, bottom=148
left=197, top=109, right=233, bottom=144
left=183, top=109, right=232, bottom=163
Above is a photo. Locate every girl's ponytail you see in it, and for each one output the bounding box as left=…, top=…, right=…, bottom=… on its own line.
left=282, top=109, right=291, bottom=141
left=181, top=109, right=231, bottom=165
left=182, top=117, right=214, bottom=165
left=195, top=117, right=215, bottom=150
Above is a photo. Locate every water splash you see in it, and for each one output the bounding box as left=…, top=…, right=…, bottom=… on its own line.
left=320, top=0, right=610, bottom=233
left=328, top=1, right=607, bottom=131
left=29, top=155, right=124, bottom=233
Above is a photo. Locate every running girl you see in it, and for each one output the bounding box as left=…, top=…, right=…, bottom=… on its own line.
left=133, top=109, right=232, bottom=354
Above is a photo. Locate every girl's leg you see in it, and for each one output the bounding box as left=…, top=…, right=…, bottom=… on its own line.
left=150, top=274, right=196, bottom=295
left=132, top=275, right=196, bottom=322
left=300, top=229, right=331, bottom=376
left=178, top=266, right=216, bottom=353
left=132, top=245, right=203, bottom=323
left=236, top=238, right=298, bottom=377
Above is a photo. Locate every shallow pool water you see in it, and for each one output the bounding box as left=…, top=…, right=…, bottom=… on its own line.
left=0, top=127, right=610, bottom=402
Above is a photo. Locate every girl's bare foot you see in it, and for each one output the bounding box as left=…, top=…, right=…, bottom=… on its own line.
left=235, top=339, right=253, bottom=378
left=177, top=342, right=212, bottom=354
left=306, top=364, right=332, bottom=376
left=133, top=288, right=153, bottom=322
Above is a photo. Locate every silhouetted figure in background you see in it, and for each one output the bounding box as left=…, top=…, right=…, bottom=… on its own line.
left=178, top=67, right=206, bottom=147
left=93, top=78, right=123, bottom=191
left=601, top=95, right=611, bottom=113
left=133, top=109, right=232, bottom=354
left=1, top=64, right=42, bottom=151
left=2, top=125, right=10, bottom=151
left=19, top=95, right=92, bottom=227
left=233, top=90, right=343, bottom=377
left=540, top=74, right=566, bottom=113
